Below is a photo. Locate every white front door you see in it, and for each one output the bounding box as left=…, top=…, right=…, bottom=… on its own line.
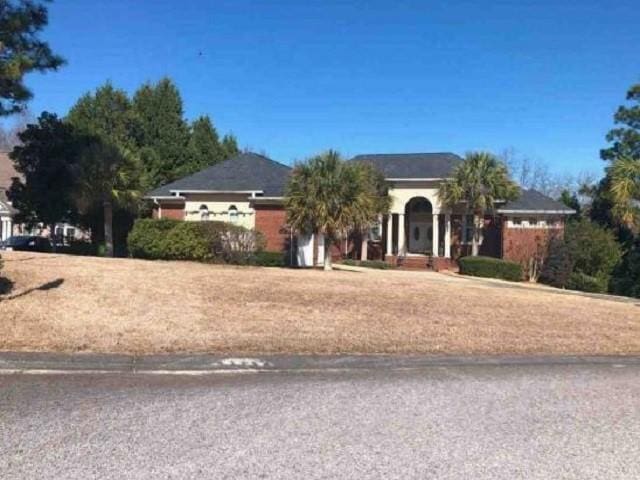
left=408, top=221, right=432, bottom=254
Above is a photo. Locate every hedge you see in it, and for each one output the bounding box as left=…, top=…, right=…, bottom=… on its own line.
left=566, top=272, right=608, bottom=294
left=342, top=259, right=395, bottom=270
left=127, top=219, right=265, bottom=264
left=458, top=255, right=523, bottom=282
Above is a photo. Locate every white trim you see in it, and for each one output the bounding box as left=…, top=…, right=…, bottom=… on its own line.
left=169, top=189, right=263, bottom=195
left=497, top=209, right=575, bottom=214
left=146, top=196, right=185, bottom=201
left=386, top=177, right=447, bottom=182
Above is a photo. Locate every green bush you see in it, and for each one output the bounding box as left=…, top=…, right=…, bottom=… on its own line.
left=342, top=259, right=394, bottom=269
left=127, top=218, right=265, bottom=263
left=253, top=251, right=287, bottom=267
left=564, top=219, right=622, bottom=280
left=566, top=272, right=608, bottom=293
left=539, top=236, right=573, bottom=288
left=458, top=255, right=523, bottom=281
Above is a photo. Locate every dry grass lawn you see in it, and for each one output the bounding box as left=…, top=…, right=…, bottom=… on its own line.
left=1, top=251, right=639, bottom=355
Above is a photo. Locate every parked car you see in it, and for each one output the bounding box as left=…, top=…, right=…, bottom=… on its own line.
left=0, top=235, right=53, bottom=252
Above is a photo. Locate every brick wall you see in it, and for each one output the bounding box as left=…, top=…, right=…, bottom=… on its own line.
left=254, top=205, right=289, bottom=252
left=502, top=224, right=564, bottom=264
left=153, top=203, right=185, bottom=220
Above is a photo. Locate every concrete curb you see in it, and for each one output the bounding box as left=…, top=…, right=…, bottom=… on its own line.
left=1, top=352, right=640, bottom=375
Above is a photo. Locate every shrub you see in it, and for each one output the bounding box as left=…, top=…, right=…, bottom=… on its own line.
left=127, top=219, right=265, bottom=263
left=342, top=259, right=394, bottom=269
left=564, top=219, right=622, bottom=280
left=540, top=219, right=623, bottom=292
left=566, top=272, right=608, bottom=293
left=539, top=236, right=573, bottom=288
left=458, top=255, right=523, bottom=281
left=253, top=251, right=287, bottom=267
left=127, top=218, right=179, bottom=260
left=199, top=221, right=265, bottom=264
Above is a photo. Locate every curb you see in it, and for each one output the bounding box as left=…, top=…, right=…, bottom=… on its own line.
left=1, top=352, right=640, bottom=375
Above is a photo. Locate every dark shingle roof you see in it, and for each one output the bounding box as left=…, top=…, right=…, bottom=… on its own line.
left=498, top=189, right=575, bottom=214
left=147, top=152, right=292, bottom=198
left=350, top=152, right=462, bottom=179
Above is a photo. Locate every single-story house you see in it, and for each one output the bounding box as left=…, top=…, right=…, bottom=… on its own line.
left=146, top=151, right=575, bottom=269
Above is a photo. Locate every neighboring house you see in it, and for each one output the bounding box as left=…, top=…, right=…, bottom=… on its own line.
left=147, top=151, right=575, bottom=269
left=0, top=152, right=19, bottom=241
left=0, top=152, right=87, bottom=244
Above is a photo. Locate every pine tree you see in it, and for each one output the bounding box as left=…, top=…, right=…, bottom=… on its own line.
left=221, top=134, right=240, bottom=158
left=186, top=115, right=224, bottom=172
left=0, top=0, right=65, bottom=116
left=133, top=77, right=190, bottom=187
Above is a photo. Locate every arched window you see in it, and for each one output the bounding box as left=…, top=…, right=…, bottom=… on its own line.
left=199, top=205, right=209, bottom=221
left=228, top=205, right=238, bottom=223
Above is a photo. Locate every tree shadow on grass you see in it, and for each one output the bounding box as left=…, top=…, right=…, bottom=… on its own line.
left=0, top=277, right=14, bottom=295
left=0, top=278, right=64, bottom=302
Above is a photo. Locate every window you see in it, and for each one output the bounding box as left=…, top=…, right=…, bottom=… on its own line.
left=66, top=228, right=76, bottom=241
left=228, top=205, right=238, bottom=223
left=199, top=205, right=209, bottom=221
left=512, top=217, right=523, bottom=226
left=527, top=217, right=538, bottom=227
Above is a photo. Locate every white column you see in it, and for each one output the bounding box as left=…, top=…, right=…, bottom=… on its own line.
left=397, top=214, right=405, bottom=255
left=386, top=214, right=392, bottom=255
left=432, top=214, right=439, bottom=257
left=444, top=214, right=451, bottom=258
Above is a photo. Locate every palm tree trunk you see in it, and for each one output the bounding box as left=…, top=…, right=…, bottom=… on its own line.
left=324, top=237, right=332, bottom=271
left=471, top=214, right=481, bottom=256
left=104, top=200, right=114, bottom=257
left=360, top=234, right=368, bottom=261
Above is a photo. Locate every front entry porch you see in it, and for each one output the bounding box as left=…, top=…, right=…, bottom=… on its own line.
left=383, top=196, right=453, bottom=264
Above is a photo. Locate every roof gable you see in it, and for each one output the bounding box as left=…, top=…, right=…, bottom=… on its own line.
left=148, top=152, right=292, bottom=198
left=350, top=152, right=462, bottom=179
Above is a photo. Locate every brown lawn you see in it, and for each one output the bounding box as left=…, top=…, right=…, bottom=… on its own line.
left=0, top=251, right=639, bottom=355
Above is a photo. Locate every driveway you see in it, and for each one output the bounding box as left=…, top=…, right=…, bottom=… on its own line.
left=2, top=362, right=639, bottom=479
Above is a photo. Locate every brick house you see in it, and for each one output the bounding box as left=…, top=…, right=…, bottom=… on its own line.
left=146, top=151, right=575, bottom=269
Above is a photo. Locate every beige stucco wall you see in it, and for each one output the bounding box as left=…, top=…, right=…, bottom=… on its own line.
left=388, top=181, right=444, bottom=214
left=183, top=193, right=255, bottom=229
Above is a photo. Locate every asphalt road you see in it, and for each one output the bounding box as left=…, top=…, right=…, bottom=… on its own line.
left=1, top=364, right=639, bottom=479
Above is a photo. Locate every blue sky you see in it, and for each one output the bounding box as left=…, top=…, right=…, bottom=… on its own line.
left=14, top=0, right=640, bottom=175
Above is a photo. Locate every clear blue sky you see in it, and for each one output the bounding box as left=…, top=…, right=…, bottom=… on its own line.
left=16, top=0, right=640, bottom=175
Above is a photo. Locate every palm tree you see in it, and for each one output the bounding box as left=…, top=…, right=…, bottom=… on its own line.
left=608, top=155, right=640, bottom=232
left=75, top=138, right=142, bottom=257
left=285, top=150, right=390, bottom=270
left=438, top=151, right=519, bottom=256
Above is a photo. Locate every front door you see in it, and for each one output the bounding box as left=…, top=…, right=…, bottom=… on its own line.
left=408, top=221, right=432, bottom=254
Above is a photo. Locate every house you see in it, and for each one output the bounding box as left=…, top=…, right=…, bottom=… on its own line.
left=0, top=152, right=86, bottom=244
left=146, top=151, right=575, bottom=269
left=0, top=152, right=19, bottom=242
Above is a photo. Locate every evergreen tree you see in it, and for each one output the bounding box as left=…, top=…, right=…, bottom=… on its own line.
left=186, top=115, right=224, bottom=172
left=67, top=83, right=143, bottom=257
left=221, top=133, right=240, bottom=158
left=0, top=0, right=65, bottom=116
left=133, top=77, right=190, bottom=186
left=601, top=83, right=640, bottom=162
left=8, top=112, right=80, bottom=246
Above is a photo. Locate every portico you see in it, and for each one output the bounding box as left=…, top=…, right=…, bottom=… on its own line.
left=383, top=183, right=452, bottom=260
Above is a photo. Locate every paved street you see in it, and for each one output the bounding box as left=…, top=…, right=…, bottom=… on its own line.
left=1, top=363, right=639, bottom=479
